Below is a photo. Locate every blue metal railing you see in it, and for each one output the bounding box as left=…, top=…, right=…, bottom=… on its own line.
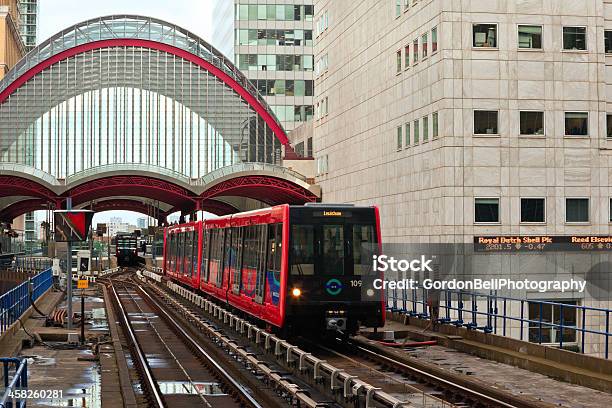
left=0, top=358, right=27, bottom=408
left=388, top=287, right=612, bottom=359
left=0, top=268, right=53, bottom=337
left=12, top=257, right=53, bottom=273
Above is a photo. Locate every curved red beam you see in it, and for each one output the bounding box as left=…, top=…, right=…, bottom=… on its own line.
left=0, top=39, right=289, bottom=146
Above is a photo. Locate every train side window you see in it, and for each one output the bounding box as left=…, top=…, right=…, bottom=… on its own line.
left=255, top=224, right=267, bottom=302
left=352, top=225, right=377, bottom=275
left=178, top=232, right=185, bottom=275
left=167, top=233, right=173, bottom=269
left=232, top=227, right=244, bottom=295
left=221, top=228, right=232, bottom=287
left=290, top=225, right=315, bottom=276
left=191, top=230, right=198, bottom=278
left=267, top=224, right=282, bottom=302
left=322, top=225, right=345, bottom=275
left=201, top=229, right=210, bottom=282
left=216, top=229, right=226, bottom=287
left=184, top=231, right=192, bottom=276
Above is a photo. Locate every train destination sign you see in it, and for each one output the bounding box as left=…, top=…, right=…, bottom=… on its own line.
left=474, top=235, right=612, bottom=252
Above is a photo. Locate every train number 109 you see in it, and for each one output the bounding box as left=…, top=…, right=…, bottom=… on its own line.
left=350, top=280, right=362, bottom=287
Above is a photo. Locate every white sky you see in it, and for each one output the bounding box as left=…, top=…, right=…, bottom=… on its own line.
left=36, top=0, right=216, bottom=226
left=38, top=0, right=215, bottom=45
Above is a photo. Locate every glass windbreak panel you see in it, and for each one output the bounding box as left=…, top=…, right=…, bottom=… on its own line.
left=290, top=225, right=314, bottom=276
left=553, top=301, right=577, bottom=343
left=353, top=225, right=377, bottom=275
left=529, top=302, right=553, bottom=343
left=322, top=225, right=345, bottom=275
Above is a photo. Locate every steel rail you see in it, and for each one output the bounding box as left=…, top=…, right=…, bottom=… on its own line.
left=349, top=342, right=519, bottom=408
left=133, top=280, right=264, bottom=408
left=109, top=282, right=166, bottom=408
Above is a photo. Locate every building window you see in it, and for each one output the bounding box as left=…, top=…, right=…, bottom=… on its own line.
left=609, top=198, right=612, bottom=222
left=307, top=137, right=313, bottom=157
left=423, top=116, right=429, bottom=141
left=413, top=38, right=419, bottom=63
left=431, top=26, right=438, bottom=53
left=414, top=119, right=420, bottom=143
left=518, top=25, right=542, bottom=49
left=396, top=50, right=402, bottom=73
left=528, top=301, right=577, bottom=344
left=405, top=122, right=411, bottom=146
left=396, top=126, right=403, bottom=150
left=520, top=111, right=544, bottom=135
left=564, top=112, right=588, bottom=136
left=521, top=198, right=545, bottom=223
left=606, top=31, right=612, bottom=53
left=404, top=0, right=410, bottom=10
left=395, top=0, right=401, bottom=17
left=563, top=26, right=586, bottom=50
left=607, top=114, right=612, bottom=138
left=474, top=110, right=498, bottom=134
left=566, top=198, right=589, bottom=223
left=422, top=33, right=428, bottom=58
left=432, top=112, right=439, bottom=138
left=475, top=198, right=499, bottom=223
left=404, top=44, right=410, bottom=67
left=295, top=142, right=305, bottom=157
left=473, top=24, right=497, bottom=48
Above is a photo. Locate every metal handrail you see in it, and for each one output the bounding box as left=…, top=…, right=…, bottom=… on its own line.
left=0, top=357, right=28, bottom=408
left=0, top=268, right=53, bottom=336
left=388, top=287, right=611, bottom=359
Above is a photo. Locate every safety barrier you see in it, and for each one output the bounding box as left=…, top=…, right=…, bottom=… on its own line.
left=12, top=257, right=53, bottom=273
left=0, top=268, right=53, bottom=337
left=0, top=358, right=27, bottom=408
left=388, top=287, right=612, bottom=359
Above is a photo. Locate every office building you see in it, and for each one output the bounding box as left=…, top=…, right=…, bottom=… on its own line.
left=215, top=0, right=315, bottom=134
left=18, top=0, right=37, bottom=52
left=0, top=0, right=24, bottom=79
left=311, top=0, right=612, bottom=355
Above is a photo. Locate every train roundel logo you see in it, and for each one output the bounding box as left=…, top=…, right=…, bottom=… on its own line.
left=325, top=278, right=343, bottom=296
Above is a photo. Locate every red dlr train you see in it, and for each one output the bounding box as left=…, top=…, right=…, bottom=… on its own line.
left=163, top=204, right=385, bottom=335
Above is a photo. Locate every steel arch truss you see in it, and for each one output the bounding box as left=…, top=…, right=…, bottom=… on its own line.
left=0, top=15, right=293, bottom=182
left=200, top=175, right=318, bottom=205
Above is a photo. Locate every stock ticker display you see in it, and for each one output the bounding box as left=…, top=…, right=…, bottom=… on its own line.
left=474, top=235, right=612, bottom=252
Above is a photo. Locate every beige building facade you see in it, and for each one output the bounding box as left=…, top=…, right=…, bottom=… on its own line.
left=311, top=0, right=612, bottom=355
left=0, top=0, right=24, bottom=80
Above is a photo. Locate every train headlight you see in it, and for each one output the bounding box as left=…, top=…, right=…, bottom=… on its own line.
left=366, top=288, right=375, bottom=297
left=291, top=288, right=302, bottom=298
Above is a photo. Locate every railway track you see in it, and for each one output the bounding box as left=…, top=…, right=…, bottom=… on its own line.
left=105, top=274, right=264, bottom=407
left=303, top=338, right=557, bottom=408
left=134, top=267, right=557, bottom=408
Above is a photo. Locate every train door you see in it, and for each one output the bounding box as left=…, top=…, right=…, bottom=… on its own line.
left=254, top=224, right=268, bottom=304
left=241, top=226, right=257, bottom=299
left=265, top=223, right=282, bottom=306
left=215, top=228, right=226, bottom=288
left=200, top=228, right=211, bottom=287
left=221, top=228, right=232, bottom=289
left=230, top=227, right=244, bottom=295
